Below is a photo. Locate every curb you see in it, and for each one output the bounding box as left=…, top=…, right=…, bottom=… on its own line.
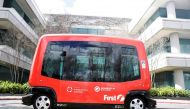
left=152, top=96, right=190, bottom=100
left=0, top=96, right=22, bottom=100
left=155, top=99, right=190, bottom=104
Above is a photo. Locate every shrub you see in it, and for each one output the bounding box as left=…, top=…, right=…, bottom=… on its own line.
left=174, top=89, right=190, bottom=97
left=0, top=81, right=30, bottom=94
left=150, top=87, right=190, bottom=97
left=22, top=83, right=30, bottom=94
left=149, top=88, right=159, bottom=97
left=158, top=87, right=175, bottom=97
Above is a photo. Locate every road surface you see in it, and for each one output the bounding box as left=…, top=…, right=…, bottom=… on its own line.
left=0, top=100, right=190, bottom=109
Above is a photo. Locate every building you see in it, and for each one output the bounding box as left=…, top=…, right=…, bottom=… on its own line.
left=0, top=0, right=46, bottom=82
left=45, top=14, right=130, bottom=37
left=128, top=0, right=190, bottom=89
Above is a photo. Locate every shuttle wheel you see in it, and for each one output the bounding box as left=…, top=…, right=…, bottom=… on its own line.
left=33, top=94, right=54, bottom=109
left=125, top=96, right=145, bottom=109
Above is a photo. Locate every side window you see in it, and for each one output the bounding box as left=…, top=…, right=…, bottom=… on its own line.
left=42, top=44, right=62, bottom=79
left=42, top=41, right=140, bottom=82
left=120, top=47, right=140, bottom=81
left=74, top=55, right=90, bottom=81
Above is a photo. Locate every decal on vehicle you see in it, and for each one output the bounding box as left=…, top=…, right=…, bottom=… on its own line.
left=67, top=87, right=73, bottom=92
left=94, top=86, right=101, bottom=92
left=66, top=86, right=88, bottom=93
left=94, top=86, right=115, bottom=92
left=104, top=94, right=125, bottom=102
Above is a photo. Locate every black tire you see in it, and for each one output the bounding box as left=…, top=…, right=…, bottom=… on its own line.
left=125, top=96, right=146, bottom=109
left=33, top=94, right=55, bottom=109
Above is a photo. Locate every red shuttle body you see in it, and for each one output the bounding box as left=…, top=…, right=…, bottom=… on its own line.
left=22, top=34, right=156, bottom=109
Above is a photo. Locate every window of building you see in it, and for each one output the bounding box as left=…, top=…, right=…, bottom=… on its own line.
left=176, top=9, right=190, bottom=19
left=184, top=71, right=190, bottom=90
left=3, top=0, right=35, bottom=29
left=146, top=37, right=170, bottom=57
left=0, top=29, right=7, bottom=44
left=0, top=65, right=12, bottom=81
left=42, top=41, right=140, bottom=82
left=179, top=38, right=190, bottom=54
left=154, top=71, right=174, bottom=87
left=0, top=65, right=29, bottom=83
left=71, top=28, right=104, bottom=35
left=0, top=29, right=34, bottom=59
left=22, top=47, right=35, bottom=59
left=138, top=8, right=167, bottom=34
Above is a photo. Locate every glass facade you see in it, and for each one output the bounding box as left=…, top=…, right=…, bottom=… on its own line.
left=0, top=65, right=12, bottom=81
left=138, top=8, right=167, bottom=34
left=0, top=29, right=6, bottom=43
left=3, top=0, right=35, bottom=29
left=42, top=41, right=140, bottom=82
left=179, top=38, right=190, bottom=54
left=0, top=65, right=29, bottom=83
left=71, top=28, right=104, bottom=35
left=144, top=8, right=167, bottom=29
left=0, top=29, right=34, bottom=59
left=154, top=71, right=174, bottom=87
left=138, top=8, right=190, bottom=35
left=184, top=71, right=190, bottom=90
left=22, top=47, right=35, bottom=59
left=176, top=9, right=190, bottom=19
left=146, top=37, right=171, bottom=57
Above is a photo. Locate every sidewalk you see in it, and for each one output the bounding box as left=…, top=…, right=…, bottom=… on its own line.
left=156, top=99, right=190, bottom=109
left=156, top=99, right=190, bottom=104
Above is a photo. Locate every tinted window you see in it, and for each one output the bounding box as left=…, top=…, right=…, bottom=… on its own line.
left=42, top=41, right=140, bottom=82
left=184, top=72, right=190, bottom=90
left=179, top=38, right=190, bottom=54
left=176, top=9, right=190, bottom=19
left=154, top=71, right=174, bottom=87
left=71, top=28, right=104, bottom=35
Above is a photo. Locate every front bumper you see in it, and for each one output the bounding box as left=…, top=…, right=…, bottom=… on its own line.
left=146, top=98, right=156, bottom=109
left=22, top=94, right=33, bottom=106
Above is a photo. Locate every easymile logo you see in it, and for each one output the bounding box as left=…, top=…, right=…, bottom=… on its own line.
left=104, top=94, right=125, bottom=102
left=94, top=86, right=115, bottom=92
left=94, top=86, right=101, bottom=92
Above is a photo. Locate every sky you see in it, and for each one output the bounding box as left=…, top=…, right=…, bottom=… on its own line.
left=34, top=0, right=153, bottom=19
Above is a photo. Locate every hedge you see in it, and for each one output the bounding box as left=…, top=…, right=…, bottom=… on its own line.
left=149, top=86, right=190, bottom=97
left=0, top=81, right=29, bottom=94
left=1, top=81, right=190, bottom=97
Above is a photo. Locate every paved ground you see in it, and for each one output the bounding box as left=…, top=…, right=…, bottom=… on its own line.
left=156, top=99, right=190, bottom=109
left=0, top=99, right=190, bottom=109
left=0, top=100, right=32, bottom=109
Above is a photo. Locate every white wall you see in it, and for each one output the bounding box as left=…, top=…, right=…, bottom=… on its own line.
left=170, top=33, right=180, bottom=54
left=174, top=70, right=185, bottom=89
left=166, top=1, right=176, bottom=19
left=0, top=0, right=4, bottom=7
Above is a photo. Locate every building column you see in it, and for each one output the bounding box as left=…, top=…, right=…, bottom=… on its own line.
left=166, top=1, right=176, bottom=19
left=0, top=0, right=4, bottom=7
left=170, top=33, right=180, bottom=53
left=174, top=70, right=185, bottom=89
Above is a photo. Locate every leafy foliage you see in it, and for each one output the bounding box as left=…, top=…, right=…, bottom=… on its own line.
left=1, top=81, right=190, bottom=97
left=150, top=87, right=190, bottom=97
left=0, top=81, right=29, bottom=94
